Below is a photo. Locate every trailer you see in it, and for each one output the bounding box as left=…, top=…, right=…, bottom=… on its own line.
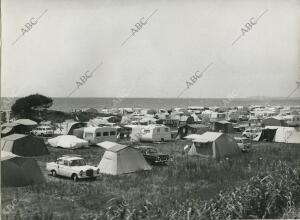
left=83, top=126, right=117, bottom=145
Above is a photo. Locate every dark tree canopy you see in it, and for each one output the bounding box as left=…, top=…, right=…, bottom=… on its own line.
left=11, top=93, right=53, bottom=119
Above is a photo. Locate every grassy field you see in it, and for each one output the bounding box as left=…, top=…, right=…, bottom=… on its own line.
left=2, top=139, right=300, bottom=219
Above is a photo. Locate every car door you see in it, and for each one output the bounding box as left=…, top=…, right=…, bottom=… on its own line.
left=57, top=160, right=69, bottom=176
left=61, top=160, right=71, bottom=176
left=56, top=159, right=64, bottom=176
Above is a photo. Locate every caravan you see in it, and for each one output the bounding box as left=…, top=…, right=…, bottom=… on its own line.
left=140, top=124, right=172, bottom=142
left=83, top=127, right=117, bottom=145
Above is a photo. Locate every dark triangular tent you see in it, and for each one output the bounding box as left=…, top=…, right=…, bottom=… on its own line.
left=1, top=134, right=49, bottom=156
left=212, top=121, right=234, bottom=133
left=1, top=151, right=45, bottom=187
left=177, top=124, right=209, bottom=139
left=1, top=123, right=30, bottom=137
left=73, top=127, right=85, bottom=138
left=257, top=128, right=277, bottom=142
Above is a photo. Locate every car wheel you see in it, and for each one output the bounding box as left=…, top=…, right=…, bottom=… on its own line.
left=51, top=170, right=57, bottom=177
left=72, top=174, right=78, bottom=181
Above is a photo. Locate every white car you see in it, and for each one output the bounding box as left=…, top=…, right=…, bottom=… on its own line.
left=242, top=128, right=261, bottom=139
left=46, top=155, right=100, bottom=181
left=32, top=126, right=54, bottom=136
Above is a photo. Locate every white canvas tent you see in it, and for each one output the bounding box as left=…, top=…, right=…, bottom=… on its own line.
left=48, top=135, right=89, bottom=149
left=188, top=132, right=240, bottom=160
left=185, top=134, right=202, bottom=140
left=14, top=119, right=38, bottom=126
left=255, top=126, right=300, bottom=144
left=98, top=141, right=152, bottom=175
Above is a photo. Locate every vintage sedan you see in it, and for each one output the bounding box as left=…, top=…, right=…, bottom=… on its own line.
left=46, top=155, right=100, bottom=181
left=135, top=146, right=170, bottom=165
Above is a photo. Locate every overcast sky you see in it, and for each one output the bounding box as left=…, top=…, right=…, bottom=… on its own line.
left=2, top=0, right=300, bottom=98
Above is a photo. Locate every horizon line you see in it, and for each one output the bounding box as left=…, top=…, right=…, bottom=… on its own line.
left=1, top=96, right=300, bottom=99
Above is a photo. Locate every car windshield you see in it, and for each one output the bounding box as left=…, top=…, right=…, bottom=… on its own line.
left=70, top=159, right=86, bottom=166
left=147, top=148, right=158, bottom=154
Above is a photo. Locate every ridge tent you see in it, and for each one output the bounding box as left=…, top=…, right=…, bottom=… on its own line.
left=255, top=126, right=300, bottom=144
left=177, top=124, right=209, bottom=139
left=1, top=151, right=45, bottom=187
left=1, top=123, right=29, bottom=137
left=14, top=119, right=38, bottom=126
left=73, top=127, right=85, bottom=139
left=212, top=121, right=234, bottom=133
left=254, top=128, right=277, bottom=142
left=48, top=135, right=89, bottom=149
left=1, top=134, right=49, bottom=156
left=188, top=132, right=240, bottom=160
left=98, top=141, right=152, bottom=175
left=54, top=122, right=86, bottom=135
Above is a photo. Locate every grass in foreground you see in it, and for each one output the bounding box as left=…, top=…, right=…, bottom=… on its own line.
left=2, top=141, right=300, bottom=219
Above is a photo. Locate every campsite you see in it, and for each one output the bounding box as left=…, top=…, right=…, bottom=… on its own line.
left=1, top=94, right=300, bottom=219
left=1, top=140, right=300, bottom=219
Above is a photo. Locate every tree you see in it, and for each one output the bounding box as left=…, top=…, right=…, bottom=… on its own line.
left=11, top=93, right=53, bottom=120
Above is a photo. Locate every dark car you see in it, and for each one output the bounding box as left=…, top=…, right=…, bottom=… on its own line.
left=135, top=146, right=170, bottom=165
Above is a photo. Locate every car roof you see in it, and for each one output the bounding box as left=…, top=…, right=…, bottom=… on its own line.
left=234, top=137, right=248, bottom=140
left=59, top=155, right=83, bottom=160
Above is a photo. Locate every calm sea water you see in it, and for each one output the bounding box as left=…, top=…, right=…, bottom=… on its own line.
left=1, top=97, right=299, bottom=112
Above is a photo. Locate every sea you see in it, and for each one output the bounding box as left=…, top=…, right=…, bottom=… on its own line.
left=1, top=97, right=299, bottom=112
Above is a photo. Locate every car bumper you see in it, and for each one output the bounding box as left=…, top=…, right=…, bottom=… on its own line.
left=78, top=173, right=101, bottom=179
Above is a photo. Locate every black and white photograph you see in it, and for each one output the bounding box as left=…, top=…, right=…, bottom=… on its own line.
left=1, top=0, right=300, bottom=219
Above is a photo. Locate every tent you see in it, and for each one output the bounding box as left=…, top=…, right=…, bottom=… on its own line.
left=73, top=127, right=85, bottom=138
left=188, top=132, right=240, bottom=160
left=212, top=121, right=234, bottom=133
left=48, top=135, right=89, bottom=149
left=54, top=122, right=86, bottom=135
left=98, top=141, right=152, bottom=175
left=255, top=126, right=300, bottom=144
left=177, top=124, right=209, bottom=139
left=255, top=128, right=277, bottom=142
left=1, top=151, right=45, bottom=187
left=14, top=119, right=38, bottom=126
left=1, top=134, right=49, bottom=156
left=1, top=123, right=29, bottom=137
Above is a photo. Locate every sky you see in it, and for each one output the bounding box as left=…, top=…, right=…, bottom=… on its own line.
left=2, top=0, right=300, bottom=98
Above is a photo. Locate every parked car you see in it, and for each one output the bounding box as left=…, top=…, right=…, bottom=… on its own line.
left=234, top=137, right=251, bottom=152
left=135, top=146, right=170, bottom=165
left=31, top=125, right=54, bottom=136
left=46, top=155, right=100, bottom=181
left=242, top=128, right=261, bottom=139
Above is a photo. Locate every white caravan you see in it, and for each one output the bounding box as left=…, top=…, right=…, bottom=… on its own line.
left=140, top=124, right=172, bottom=142
left=83, top=126, right=117, bottom=145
